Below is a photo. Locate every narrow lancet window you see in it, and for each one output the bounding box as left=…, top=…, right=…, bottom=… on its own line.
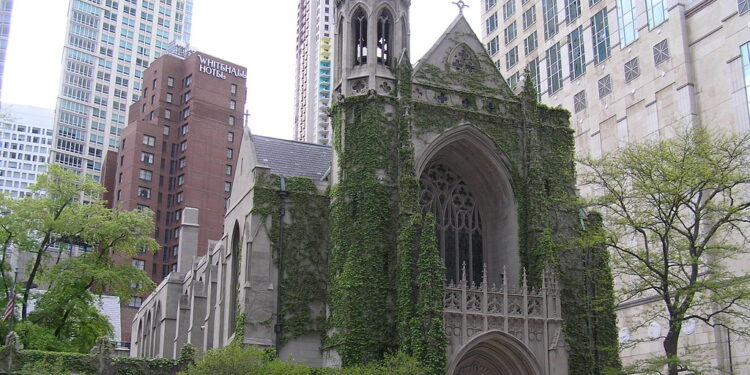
left=353, top=8, right=368, bottom=66
left=377, top=11, right=393, bottom=65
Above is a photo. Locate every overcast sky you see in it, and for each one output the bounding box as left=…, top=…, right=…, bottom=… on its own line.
left=2, top=1, right=480, bottom=140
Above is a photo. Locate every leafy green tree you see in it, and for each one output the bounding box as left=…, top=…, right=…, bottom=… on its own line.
left=579, top=127, right=750, bottom=375
left=0, top=165, right=158, bottom=350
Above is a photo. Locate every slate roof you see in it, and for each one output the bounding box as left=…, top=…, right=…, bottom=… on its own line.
left=252, top=135, right=332, bottom=180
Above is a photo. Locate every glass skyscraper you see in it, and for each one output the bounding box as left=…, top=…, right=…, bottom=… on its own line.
left=52, top=0, right=193, bottom=182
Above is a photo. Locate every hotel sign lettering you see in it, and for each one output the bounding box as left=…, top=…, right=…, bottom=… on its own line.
left=198, top=55, right=247, bottom=80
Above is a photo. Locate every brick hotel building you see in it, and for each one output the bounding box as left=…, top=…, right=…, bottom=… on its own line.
left=106, top=51, right=246, bottom=342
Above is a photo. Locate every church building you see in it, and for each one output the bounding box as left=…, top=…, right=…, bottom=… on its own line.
left=130, top=1, right=620, bottom=374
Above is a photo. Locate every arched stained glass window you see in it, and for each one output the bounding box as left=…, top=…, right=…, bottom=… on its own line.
left=420, top=163, right=483, bottom=285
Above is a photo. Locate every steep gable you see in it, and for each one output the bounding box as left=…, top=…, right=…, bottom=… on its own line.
left=412, top=15, right=515, bottom=99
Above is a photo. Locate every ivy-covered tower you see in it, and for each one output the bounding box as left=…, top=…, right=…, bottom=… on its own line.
left=328, top=1, right=620, bottom=374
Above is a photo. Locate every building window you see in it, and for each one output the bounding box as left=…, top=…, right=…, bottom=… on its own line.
left=504, top=22, right=517, bottom=44
left=184, top=74, right=192, bottom=87
left=138, top=186, right=151, bottom=199
left=176, top=191, right=184, bottom=203
left=229, top=116, right=236, bottom=126
left=180, top=140, right=187, bottom=151
left=568, top=26, right=586, bottom=80
left=505, top=46, right=519, bottom=69
left=486, top=12, right=498, bottom=35
left=129, top=297, right=143, bottom=308
left=142, top=134, right=155, bottom=146
left=139, top=169, right=152, bottom=181
left=542, top=0, right=559, bottom=39
left=164, top=109, right=171, bottom=120
left=226, top=148, right=233, bottom=159
left=524, top=31, right=538, bottom=56
left=486, top=0, right=497, bottom=12
left=141, top=151, right=154, bottom=164
left=163, top=126, right=170, bottom=136
left=231, top=83, right=238, bottom=95
left=653, top=39, right=669, bottom=65
left=227, top=132, right=234, bottom=142
left=574, top=90, right=587, bottom=112
left=592, top=8, right=611, bottom=64
left=527, top=58, right=541, bottom=98
left=177, top=174, right=184, bottom=186
left=224, top=182, right=232, bottom=193
left=225, top=164, right=232, bottom=176
left=646, top=0, right=667, bottom=28
left=182, top=107, right=191, bottom=119
left=167, top=76, right=174, bottom=87
left=741, top=42, right=750, bottom=118
left=523, top=6, right=536, bottom=30
left=565, top=0, right=580, bottom=23
left=624, top=57, right=640, bottom=83
left=741, top=0, right=750, bottom=14
left=598, top=74, right=612, bottom=98
left=184, top=91, right=192, bottom=103
left=178, top=157, right=186, bottom=169
left=507, top=71, right=520, bottom=90
left=545, top=43, right=563, bottom=94
left=229, top=99, right=236, bottom=110
left=487, top=36, right=499, bottom=56
left=502, top=0, right=515, bottom=19
left=180, top=124, right=189, bottom=135
left=617, top=0, right=638, bottom=46
left=166, top=93, right=173, bottom=103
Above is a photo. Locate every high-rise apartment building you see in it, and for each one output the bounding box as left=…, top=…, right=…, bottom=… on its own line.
left=0, top=105, right=53, bottom=198
left=293, top=0, right=334, bottom=145
left=52, top=0, right=193, bottom=183
left=107, top=51, right=246, bottom=343
left=481, top=0, right=750, bottom=370
left=0, top=0, right=13, bottom=108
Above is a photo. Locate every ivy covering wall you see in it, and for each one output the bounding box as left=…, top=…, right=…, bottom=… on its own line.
left=252, top=174, right=330, bottom=344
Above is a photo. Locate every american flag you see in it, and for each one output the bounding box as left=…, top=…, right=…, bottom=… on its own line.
left=3, top=291, right=14, bottom=321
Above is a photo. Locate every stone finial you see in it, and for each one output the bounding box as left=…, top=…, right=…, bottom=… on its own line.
left=4, top=331, right=22, bottom=350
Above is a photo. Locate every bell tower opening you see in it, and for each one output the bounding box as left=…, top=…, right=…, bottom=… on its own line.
left=352, top=7, right=367, bottom=66
left=376, top=9, right=393, bottom=66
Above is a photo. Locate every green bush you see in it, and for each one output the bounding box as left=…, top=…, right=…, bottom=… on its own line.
left=17, top=358, right=72, bottom=375
left=181, top=345, right=428, bottom=375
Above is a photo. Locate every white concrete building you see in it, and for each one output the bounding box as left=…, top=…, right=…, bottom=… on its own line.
left=293, top=0, right=334, bottom=145
left=51, top=0, right=193, bottom=182
left=480, top=0, right=750, bottom=372
left=0, top=104, right=53, bottom=198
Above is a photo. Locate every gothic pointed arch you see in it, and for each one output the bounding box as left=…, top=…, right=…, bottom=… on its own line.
left=417, top=125, right=520, bottom=286
left=351, top=6, right=368, bottom=66
left=447, top=330, right=543, bottom=375
left=447, top=43, right=480, bottom=73
left=374, top=6, right=394, bottom=66
left=229, top=220, right=241, bottom=334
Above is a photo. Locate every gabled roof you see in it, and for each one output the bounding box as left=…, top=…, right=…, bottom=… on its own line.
left=252, top=135, right=331, bottom=180
left=412, top=15, right=514, bottom=98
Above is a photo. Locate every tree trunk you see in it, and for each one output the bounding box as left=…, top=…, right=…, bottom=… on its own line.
left=663, top=323, right=681, bottom=375
left=21, top=233, right=52, bottom=319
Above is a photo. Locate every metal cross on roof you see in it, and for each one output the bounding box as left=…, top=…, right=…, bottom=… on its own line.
left=452, top=0, right=469, bottom=14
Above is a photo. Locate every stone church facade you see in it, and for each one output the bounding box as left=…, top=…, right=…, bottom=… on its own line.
left=130, top=1, right=620, bottom=374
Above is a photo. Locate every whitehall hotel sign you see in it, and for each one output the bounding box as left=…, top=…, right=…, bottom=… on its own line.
left=198, top=55, right=247, bottom=80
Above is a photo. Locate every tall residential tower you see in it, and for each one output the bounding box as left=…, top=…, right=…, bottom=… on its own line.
left=293, top=0, right=334, bottom=145
left=52, top=0, right=193, bottom=182
left=0, top=0, right=13, bottom=107
left=481, top=0, right=750, bottom=370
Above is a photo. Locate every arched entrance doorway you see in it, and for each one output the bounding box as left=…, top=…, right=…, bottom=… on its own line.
left=447, top=330, right=543, bottom=375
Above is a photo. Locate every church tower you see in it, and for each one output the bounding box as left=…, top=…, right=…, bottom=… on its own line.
left=333, top=0, right=410, bottom=97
